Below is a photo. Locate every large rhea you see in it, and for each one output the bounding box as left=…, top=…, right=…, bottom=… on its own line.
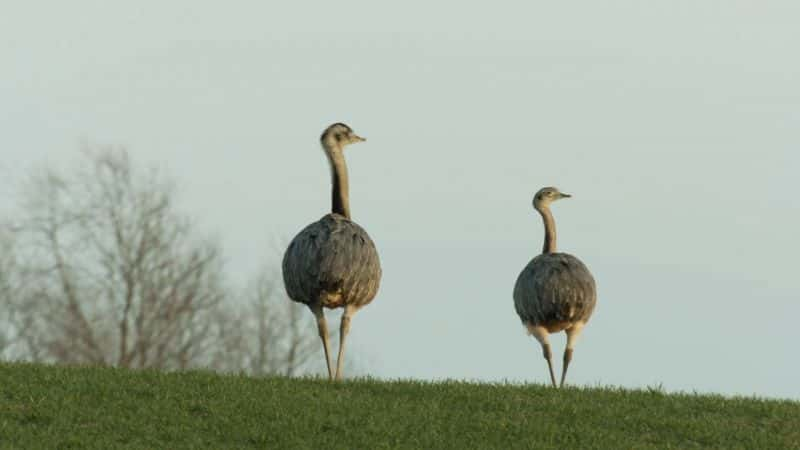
left=282, top=123, right=381, bottom=380
left=513, top=187, right=596, bottom=387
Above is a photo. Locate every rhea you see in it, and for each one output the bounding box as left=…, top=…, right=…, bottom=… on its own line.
left=282, top=123, right=382, bottom=381
left=513, top=187, right=596, bottom=387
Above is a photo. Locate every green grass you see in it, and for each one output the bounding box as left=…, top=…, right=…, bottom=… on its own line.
left=0, top=362, right=798, bottom=449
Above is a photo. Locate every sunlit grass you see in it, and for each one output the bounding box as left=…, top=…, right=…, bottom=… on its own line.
left=1, top=362, right=798, bottom=449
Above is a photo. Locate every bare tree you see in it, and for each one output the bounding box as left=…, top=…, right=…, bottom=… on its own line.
left=208, top=265, right=338, bottom=377
left=5, top=147, right=225, bottom=369
left=0, top=230, right=20, bottom=359
left=245, top=269, right=324, bottom=376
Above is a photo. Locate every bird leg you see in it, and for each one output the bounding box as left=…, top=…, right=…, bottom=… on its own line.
left=543, top=343, right=557, bottom=388
left=561, top=323, right=585, bottom=388
left=560, top=348, right=573, bottom=388
left=526, top=323, right=557, bottom=387
left=310, top=303, right=334, bottom=380
left=334, top=304, right=357, bottom=381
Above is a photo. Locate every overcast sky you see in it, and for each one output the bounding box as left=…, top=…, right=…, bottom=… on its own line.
left=2, top=1, right=798, bottom=399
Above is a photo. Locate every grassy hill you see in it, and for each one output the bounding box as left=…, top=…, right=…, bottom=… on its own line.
left=0, top=362, right=798, bottom=449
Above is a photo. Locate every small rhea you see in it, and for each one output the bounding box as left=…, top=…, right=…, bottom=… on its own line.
left=282, top=123, right=381, bottom=381
left=513, top=187, right=597, bottom=387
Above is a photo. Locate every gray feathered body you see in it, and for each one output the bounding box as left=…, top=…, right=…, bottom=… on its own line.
left=283, top=213, right=381, bottom=309
left=513, top=253, right=596, bottom=332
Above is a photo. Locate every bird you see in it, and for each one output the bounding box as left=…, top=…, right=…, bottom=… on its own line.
left=513, top=187, right=596, bottom=388
left=282, top=123, right=382, bottom=381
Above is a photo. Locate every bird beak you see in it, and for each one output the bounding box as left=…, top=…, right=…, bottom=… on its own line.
left=560, top=193, right=572, bottom=199
left=352, top=134, right=366, bottom=143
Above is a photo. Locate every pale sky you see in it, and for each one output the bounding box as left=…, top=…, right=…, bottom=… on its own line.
left=2, top=1, right=799, bottom=399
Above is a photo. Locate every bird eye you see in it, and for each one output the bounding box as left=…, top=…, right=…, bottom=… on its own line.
left=334, top=133, right=342, bottom=141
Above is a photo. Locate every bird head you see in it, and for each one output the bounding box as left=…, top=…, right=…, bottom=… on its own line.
left=532, top=186, right=571, bottom=210
left=320, top=123, right=366, bottom=151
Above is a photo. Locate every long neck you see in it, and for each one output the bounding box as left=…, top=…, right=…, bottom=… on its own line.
left=325, top=146, right=350, bottom=219
left=536, top=205, right=557, bottom=254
